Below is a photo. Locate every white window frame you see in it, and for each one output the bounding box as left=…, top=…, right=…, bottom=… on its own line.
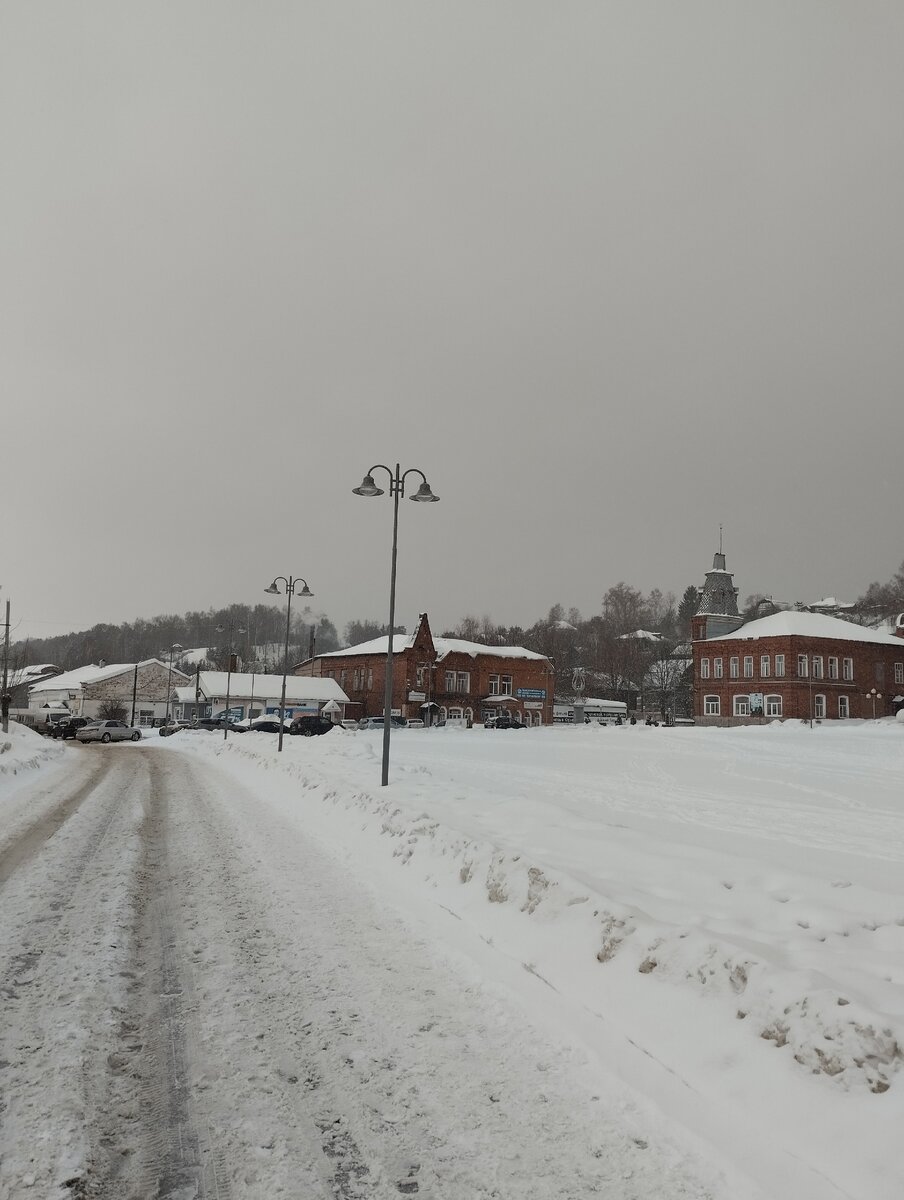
left=760, top=655, right=770, bottom=678
left=838, top=695, right=849, bottom=719
left=444, top=670, right=455, bottom=692
left=813, top=694, right=826, bottom=719
left=812, top=656, right=824, bottom=680
left=895, top=662, right=903, bottom=685
left=842, top=658, right=853, bottom=681
left=713, top=657, right=723, bottom=679
left=456, top=671, right=470, bottom=693
left=501, top=674, right=514, bottom=694
left=743, top=656, right=754, bottom=678
left=797, top=655, right=808, bottom=678
left=765, top=694, right=782, bottom=717
left=729, top=657, right=739, bottom=679
left=733, top=695, right=750, bottom=717
left=775, top=654, right=785, bottom=678
left=700, top=658, right=710, bottom=679
left=828, top=657, right=839, bottom=680
left=704, top=695, right=720, bottom=716
left=488, top=673, right=501, bottom=695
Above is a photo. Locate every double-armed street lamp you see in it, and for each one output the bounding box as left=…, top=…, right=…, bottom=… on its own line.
left=352, top=464, right=439, bottom=786
left=164, top=643, right=183, bottom=724
left=264, top=576, right=313, bottom=752
left=866, top=687, right=882, bottom=719
left=216, top=620, right=246, bottom=739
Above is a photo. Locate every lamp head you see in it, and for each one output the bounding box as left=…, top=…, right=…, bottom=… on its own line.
left=264, top=581, right=280, bottom=595
left=296, top=582, right=314, bottom=598
left=411, top=480, right=440, bottom=503
left=353, top=473, right=384, bottom=498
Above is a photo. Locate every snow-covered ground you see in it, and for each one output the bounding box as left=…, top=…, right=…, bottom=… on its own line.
left=1, top=718, right=902, bottom=1198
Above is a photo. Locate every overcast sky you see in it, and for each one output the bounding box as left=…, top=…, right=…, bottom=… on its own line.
left=3, top=2, right=902, bottom=648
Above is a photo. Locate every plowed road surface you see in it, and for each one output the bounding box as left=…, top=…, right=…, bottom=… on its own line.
left=0, top=746, right=727, bottom=1199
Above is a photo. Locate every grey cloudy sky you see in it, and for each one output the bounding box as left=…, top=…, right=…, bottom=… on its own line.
left=3, top=2, right=902, bottom=646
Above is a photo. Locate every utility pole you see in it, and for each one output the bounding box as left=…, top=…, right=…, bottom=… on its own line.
left=2, top=599, right=11, bottom=734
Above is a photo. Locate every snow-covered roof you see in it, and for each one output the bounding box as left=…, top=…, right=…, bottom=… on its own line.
left=29, top=659, right=189, bottom=693
left=709, top=611, right=904, bottom=646
left=619, top=629, right=664, bottom=641
left=317, top=635, right=549, bottom=663
left=807, top=597, right=854, bottom=611
left=7, top=663, right=61, bottom=687
left=190, top=671, right=350, bottom=704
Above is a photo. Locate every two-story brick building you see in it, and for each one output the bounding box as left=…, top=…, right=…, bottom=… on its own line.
left=297, top=613, right=555, bottom=726
left=693, top=610, right=904, bottom=724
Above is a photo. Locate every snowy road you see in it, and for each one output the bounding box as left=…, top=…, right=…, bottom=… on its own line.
left=0, top=744, right=732, bottom=1199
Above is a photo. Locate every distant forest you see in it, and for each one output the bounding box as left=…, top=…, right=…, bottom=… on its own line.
left=7, top=560, right=903, bottom=691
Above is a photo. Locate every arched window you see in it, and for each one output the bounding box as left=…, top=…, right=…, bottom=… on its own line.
left=733, top=695, right=750, bottom=716
left=704, top=695, right=720, bottom=715
left=765, top=695, right=782, bottom=717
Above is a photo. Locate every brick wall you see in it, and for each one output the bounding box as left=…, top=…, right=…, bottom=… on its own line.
left=693, top=634, right=904, bottom=722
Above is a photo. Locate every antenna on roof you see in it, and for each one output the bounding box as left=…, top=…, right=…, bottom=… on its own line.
left=719, top=524, right=723, bottom=555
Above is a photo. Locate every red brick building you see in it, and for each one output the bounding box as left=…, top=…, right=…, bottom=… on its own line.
left=692, top=610, right=904, bottom=724
left=297, top=613, right=555, bottom=726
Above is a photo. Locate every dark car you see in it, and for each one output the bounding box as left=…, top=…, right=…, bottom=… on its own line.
left=248, top=718, right=287, bottom=734
left=52, top=716, right=95, bottom=740
left=492, top=713, right=525, bottom=730
left=192, top=715, right=246, bottom=732
left=288, top=715, right=334, bottom=737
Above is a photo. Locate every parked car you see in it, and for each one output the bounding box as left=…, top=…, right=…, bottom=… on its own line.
left=248, top=717, right=288, bottom=734
left=340, top=719, right=359, bottom=730
left=288, top=715, right=334, bottom=737
left=76, top=720, right=142, bottom=744
left=192, top=715, right=246, bottom=732
left=158, top=720, right=191, bottom=737
left=358, top=716, right=407, bottom=730
left=490, top=713, right=525, bottom=730
left=51, top=716, right=95, bottom=740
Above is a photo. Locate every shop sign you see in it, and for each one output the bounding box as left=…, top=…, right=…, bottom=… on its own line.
left=516, top=688, right=546, bottom=700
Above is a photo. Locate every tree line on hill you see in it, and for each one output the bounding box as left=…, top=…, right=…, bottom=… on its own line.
left=9, top=560, right=903, bottom=714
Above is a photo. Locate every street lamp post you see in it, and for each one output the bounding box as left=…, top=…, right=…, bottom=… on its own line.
left=164, top=643, right=183, bottom=724
left=216, top=621, right=246, bottom=739
left=353, top=464, right=439, bottom=786
left=866, top=687, right=882, bottom=719
left=264, top=576, right=314, bottom=752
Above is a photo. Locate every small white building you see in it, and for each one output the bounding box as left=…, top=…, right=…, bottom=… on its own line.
left=28, top=660, right=192, bottom=725
left=173, top=671, right=350, bottom=723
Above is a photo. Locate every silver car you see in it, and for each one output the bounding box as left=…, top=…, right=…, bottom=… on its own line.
left=76, top=720, right=142, bottom=744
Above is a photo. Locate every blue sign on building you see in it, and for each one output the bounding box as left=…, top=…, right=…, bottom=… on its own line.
left=516, top=688, right=546, bottom=700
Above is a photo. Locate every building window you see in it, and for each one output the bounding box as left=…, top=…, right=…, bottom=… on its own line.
left=502, top=674, right=513, bottom=694
left=704, top=695, right=720, bottom=715
left=700, top=658, right=710, bottom=679
left=352, top=669, right=360, bottom=690
left=765, top=694, right=782, bottom=717
left=842, top=658, right=853, bottom=681
left=713, top=657, right=723, bottom=679
left=416, top=666, right=425, bottom=688
left=367, top=668, right=373, bottom=689
left=339, top=669, right=347, bottom=686
left=733, top=695, right=750, bottom=716
left=449, top=707, right=463, bottom=720
left=729, top=657, right=739, bottom=679
left=838, top=695, right=849, bottom=718
left=760, top=655, right=770, bottom=678
left=444, top=670, right=455, bottom=692
left=797, top=655, right=808, bottom=678
left=895, top=663, right=903, bottom=685
left=875, top=662, right=885, bottom=684
left=488, top=674, right=501, bottom=695
left=775, top=654, right=785, bottom=677
left=814, top=694, right=826, bottom=719
left=743, top=656, right=753, bottom=678
left=812, top=656, right=823, bottom=680
left=455, top=672, right=470, bottom=693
